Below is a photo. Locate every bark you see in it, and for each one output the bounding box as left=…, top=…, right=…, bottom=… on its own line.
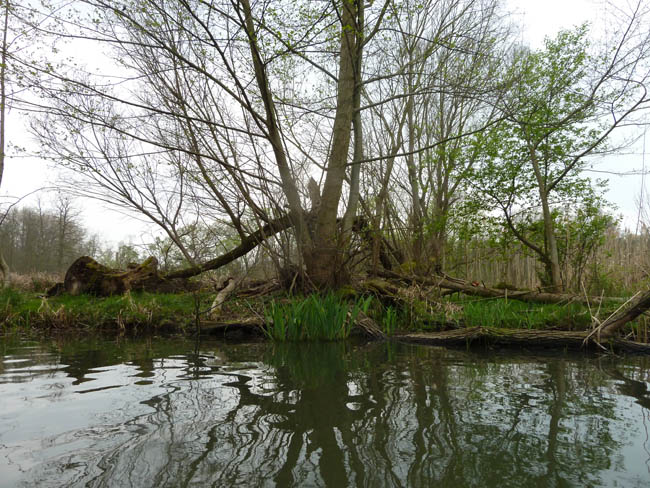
left=530, top=149, right=562, bottom=291
left=239, top=0, right=310, bottom=252
left=307, top=0, right=359, bottom=288
left=593, top=289, right=650, bottom=339
left=0, top=2, right=8, bottom=287
left=165, top=213, right=294, bottom=280
left=209, top=277, right=238, bottom=319
left=353, top=311, right=386, bottom=339
left=0, top=0, right=7, bottom=190
left=352, top=217, right=398, bottom=270
left=341, top=0, right=364, bottom=239
left=378, top=269, right=625, bottom=306
left=406, top=91, right=424, bottom=271
left=399, top=327, right=650, bottom=354
left=0, top=250, right=8, bottom=288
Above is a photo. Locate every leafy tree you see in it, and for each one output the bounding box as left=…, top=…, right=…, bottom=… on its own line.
left=474, top=24, right=650, bottom=291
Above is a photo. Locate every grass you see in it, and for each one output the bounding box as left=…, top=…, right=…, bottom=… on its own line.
left=0, top=288, right=212, bottom=332
left=2, top=285, right=641, bottom=341
left=264, top=292, right=371, bottom=341
left=385, top=294, right=597, bottom=332
left=457, top=298, right=593, bottom=330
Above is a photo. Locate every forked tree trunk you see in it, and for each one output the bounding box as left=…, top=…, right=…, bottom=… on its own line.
left=305, top=0, right=360, bottom=288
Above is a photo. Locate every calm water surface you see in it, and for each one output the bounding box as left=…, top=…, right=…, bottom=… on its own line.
left=1, top=335, right=650, bottom=487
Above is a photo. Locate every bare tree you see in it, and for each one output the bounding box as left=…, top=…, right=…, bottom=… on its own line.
left=23, top=0, right=520, bottom=287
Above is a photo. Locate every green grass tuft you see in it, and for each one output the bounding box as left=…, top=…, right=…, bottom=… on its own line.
left=264, top=292, right=370, bottom=341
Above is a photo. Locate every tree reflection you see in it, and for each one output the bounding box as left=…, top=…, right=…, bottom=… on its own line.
left=2, top=338, right=648, bottom=487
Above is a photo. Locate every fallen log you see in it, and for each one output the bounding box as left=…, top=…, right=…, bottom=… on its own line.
left=353, top=311, right=386, bottom=340
left=47, top=256, right=186, bottom=297
left=589, top=289, right=650, bottom=339
left=198, top=317, right=266, bottom=338
left=378, top=270, right=625, bottom=306
left=197, top=310, right=386, bottom=340
left=398, top=327, right=650, bottom=354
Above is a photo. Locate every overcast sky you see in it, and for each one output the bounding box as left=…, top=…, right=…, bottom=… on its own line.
left=2, top=0, right=647, bottom=246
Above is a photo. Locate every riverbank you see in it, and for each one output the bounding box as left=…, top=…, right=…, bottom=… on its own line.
left=2, top=287, right=649, bottom=352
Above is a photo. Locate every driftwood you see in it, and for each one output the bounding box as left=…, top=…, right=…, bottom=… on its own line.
left=398, top=327, right=650, bottom=354
left=354, top=311, right=386, bottom=339
left=378, top=270, right=625, bottom=306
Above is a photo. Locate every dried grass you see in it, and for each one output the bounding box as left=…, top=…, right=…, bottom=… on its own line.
left=8, top=272, right=63, bottom=293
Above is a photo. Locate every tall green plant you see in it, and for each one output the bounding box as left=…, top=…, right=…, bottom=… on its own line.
left=264, top=293, right=371, bottom=342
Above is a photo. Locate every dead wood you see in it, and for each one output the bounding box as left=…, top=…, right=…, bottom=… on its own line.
left=209, top=277, right=238, bottom=319
left=589, top=289, right=650, bottom=339
left=236, top=279, right=281, bottom=298
left=351, top=217, right=402, bottom=270
left=353, top=311, right=386, bottom=339
left=398, top=327, right=650, bottom=354
left=198, top=317, right=266, bottom=338
left=47, top=256, right=194, bottom=297
left=378, top=269, right=625, bottom=306
left=197, top=311, right=386, bottom=340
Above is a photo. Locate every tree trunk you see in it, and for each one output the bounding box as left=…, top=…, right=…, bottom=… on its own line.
left=378, top=269, right=626, bottom=306
left=306, top=0, right=360, bottom=288
left=341, top=1, right=364, bottom=240
left=0, top=0, right=8, bottom=190
left=240, top=0, right=311, bottom=256
left=399, top=327, right=650, bottom=353
left=530, top=149, right=562, bottom=291
left=165, top=213, right=294, bottom=280
left=406, top=92, right=424, bottom=272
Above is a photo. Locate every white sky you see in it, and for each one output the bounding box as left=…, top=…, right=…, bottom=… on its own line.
left=2, top=0, right=648, bottom=246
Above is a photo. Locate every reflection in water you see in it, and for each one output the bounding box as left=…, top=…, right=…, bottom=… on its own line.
left=1, top=336, right=650, bottom=487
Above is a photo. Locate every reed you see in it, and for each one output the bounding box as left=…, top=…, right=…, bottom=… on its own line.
left=264, top=292, right=371, bottom=341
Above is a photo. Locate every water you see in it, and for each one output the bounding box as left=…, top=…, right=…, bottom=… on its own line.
left=1, top=336, right=650, bottom=487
